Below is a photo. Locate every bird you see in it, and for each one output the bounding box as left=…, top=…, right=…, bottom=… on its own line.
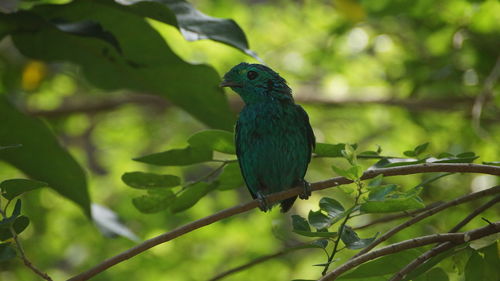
left=220, top=63, right=315, bottom=212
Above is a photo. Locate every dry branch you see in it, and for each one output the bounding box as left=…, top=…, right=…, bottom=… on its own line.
left=67, top=163, right=500, bottom=281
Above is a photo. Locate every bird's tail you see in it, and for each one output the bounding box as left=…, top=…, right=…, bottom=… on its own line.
left=280, top=196, right=297, bottom=213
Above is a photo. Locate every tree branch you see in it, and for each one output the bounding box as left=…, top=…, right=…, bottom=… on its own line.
left=25, top=93, right=481, bottom=118
left=389, top=195, right=500, bottom=281
left=207, top=201, right=444, bottom=281
left=320, top=221, right=500, bottom=281
left=66, top=163, right=500, bottom=281
left=352, top=185, right=500, bottom=258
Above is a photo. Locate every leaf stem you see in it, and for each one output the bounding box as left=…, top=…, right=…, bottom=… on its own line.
left=321, top=180, right=363, bottom=275
left=0, top=201, right=53, bottom=281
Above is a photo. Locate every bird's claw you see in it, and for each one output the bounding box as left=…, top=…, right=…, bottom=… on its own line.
left=299, top=180, right=311, bottom=200
left=256, top=192, right=270, bottom=212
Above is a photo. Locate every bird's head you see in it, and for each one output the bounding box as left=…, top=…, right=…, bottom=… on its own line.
left=220, top=63, right=293, bottom=104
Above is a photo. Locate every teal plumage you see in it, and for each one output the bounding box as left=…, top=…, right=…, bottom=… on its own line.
left=220, top=63, right=315, bottom=212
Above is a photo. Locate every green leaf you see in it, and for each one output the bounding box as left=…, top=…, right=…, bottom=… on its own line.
left=361, top=196, right=424, bottom=213
left=340, top=226, right=377, bottom=250
left=332, top=165, right=349, bottom=178
left=431, top=156, right=479, bottom=164
left=0, top=97, right=90, bottom=216
left=291, top=215, right=310, bottom=232
left=132, top=190, right=176, bottom=213
left=480, top=242, right=499, bottom=281
left=342, top=249, right=423, bottom=278
left=134, top=146, right=212, bottom=166
left=187, top=130, right=235, bottom=154
left=308, top=210, right=332, bottom=230
left=16, top=1, right=236, bottom=130
left=121, top=172, right=180, bottom=189
left=319, top=197, right=345, bottom=218
left=483, top=161, right=500, bottom=166
left=0, top=179, right=47, bottom=200
left=123, top=0, right=258, bottom=59
left=464, top=250, right=485, bottom=281
left=170, top=182, right=215, bottom=213
left=414, top=268, right=449, bottom=281
left=0, top=216, right=30, bottom=241
left=311, top=239, right=328, bottom=249
left=315, top=143, right=356, bottom=157
left=342, top=144, right=358, bottom=165
left=404, top=247, right=465, bottom=281
left=293, top=230, right=338, bottom=238
left=215, top=162, right=244, bottom=190
left=372, top=158, right=427, bottom=168
left=403, top=150, right=416, bottom=157
left=367, top=184, right=398, bottom=201
left=414, top=142, right=430, bottom=156
left=367, top=174, right=384, bottom=188
left=0, top=243, right=16, bottom=262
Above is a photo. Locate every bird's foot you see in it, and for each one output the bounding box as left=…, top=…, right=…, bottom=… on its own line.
left=299, top=180, right=311, bottom=200
left=256, top=192, right=271, bottom=212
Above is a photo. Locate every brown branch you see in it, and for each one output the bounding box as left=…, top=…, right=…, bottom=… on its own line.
left=320, top=221, right=500, bottom=281
left=389, top=195, right=500, bottom=281
left=66, top=163, right=500, bottom=281
left=352, top=185, right=500, bottom=258
left=208, top=201, right=444, bottom=281
left=25, top=93, right=481, bottom=118
left=25, top=94, right=169, bottom=118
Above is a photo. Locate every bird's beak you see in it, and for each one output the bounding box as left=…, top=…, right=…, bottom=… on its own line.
left=219, top=80, right=243, bottom=88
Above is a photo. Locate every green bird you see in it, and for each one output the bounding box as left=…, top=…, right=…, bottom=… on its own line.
left=220, top=63, right=315, bottom=212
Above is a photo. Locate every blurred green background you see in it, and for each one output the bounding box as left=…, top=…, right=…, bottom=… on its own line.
left=0, top=0, right=499, bottom=280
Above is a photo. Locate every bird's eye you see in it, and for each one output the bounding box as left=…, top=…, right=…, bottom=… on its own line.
left=247, top=71, right=258, bottom=80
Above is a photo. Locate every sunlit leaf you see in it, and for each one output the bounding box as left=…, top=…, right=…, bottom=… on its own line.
left=0, top=97, right=90, bottom=216
left=415, top=268, right=449, bottom=281
left=0, top=179, right=47, bottom=200
left=315, top=143, right=357, bottom=158
left=170, top=182, right=215, bottom=213
left=187, top=130, right=235, bottom=154
left=122, top=0, right=258, bottom=59
left=132, top=190, right=176, bottom=213
left=122, top=172, right=180, bottom=189
left=134, top=146, right=212, bottom=166
left=14, top=1, right=236, bottom=130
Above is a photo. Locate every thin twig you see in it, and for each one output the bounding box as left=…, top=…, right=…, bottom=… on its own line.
left=389, top=195, right=500, bottom=281
left=320, top=221, right=500, bottom=281
left=0, top=206, right=53, bottom=281
left=67, top=163, right=500, bottom=281
left=322, top=181, right=363, bottom=275
left=352, top=185, right=500, bottom=258
left=472, top=56, right=500, bottom=134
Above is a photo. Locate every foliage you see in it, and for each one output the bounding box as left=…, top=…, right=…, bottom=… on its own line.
left=0, top=0, right=499, bottom=281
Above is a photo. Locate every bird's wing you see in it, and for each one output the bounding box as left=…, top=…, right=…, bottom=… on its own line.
left=235, top=119, right=257, bottom=199
left=296, top=105, right=316, bottom=163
